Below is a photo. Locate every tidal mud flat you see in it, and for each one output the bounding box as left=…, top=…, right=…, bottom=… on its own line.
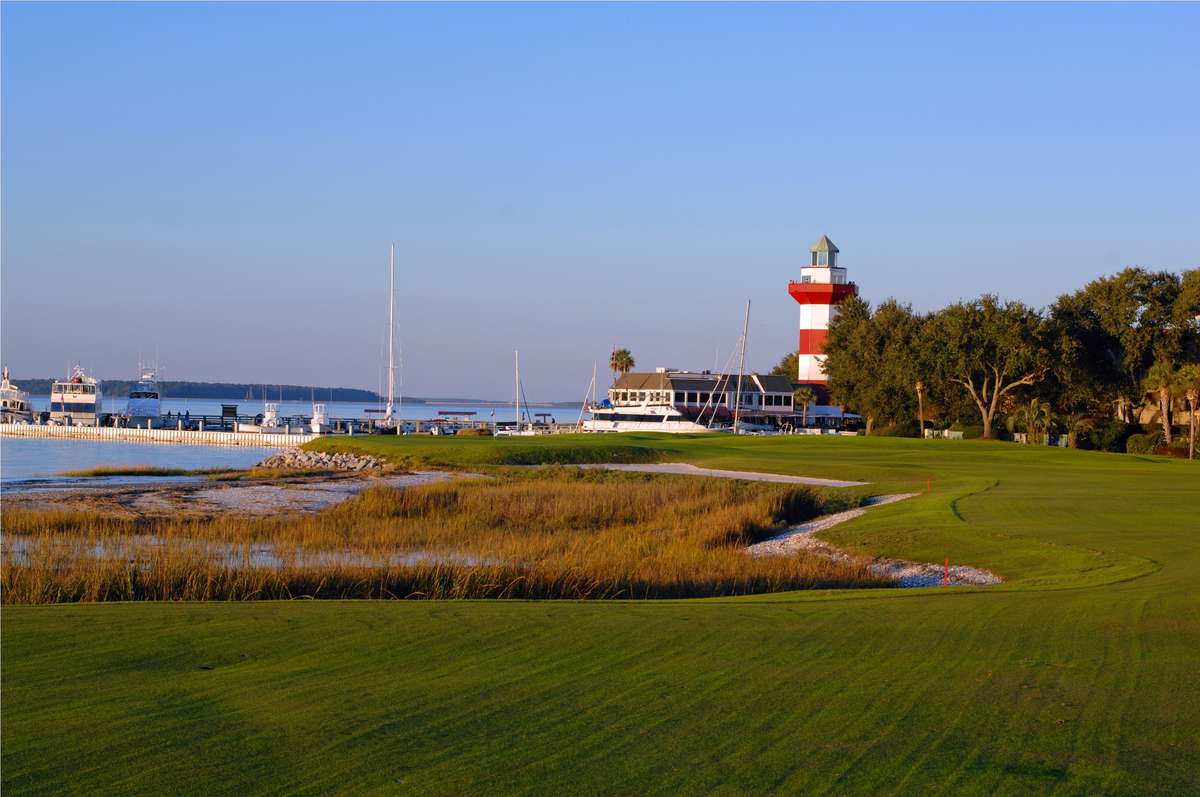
left=1, top=470, right=468, bottom=518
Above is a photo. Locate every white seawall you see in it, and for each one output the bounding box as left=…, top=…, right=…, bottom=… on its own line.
left=0, top=423, right=316, bottom=448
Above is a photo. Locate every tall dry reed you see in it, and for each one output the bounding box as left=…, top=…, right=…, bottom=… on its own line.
left=2, top=468, right=891, bottom=602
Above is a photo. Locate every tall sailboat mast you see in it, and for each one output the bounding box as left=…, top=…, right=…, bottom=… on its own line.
left=733, top=300, right=750, bottom=435
left=514, top=350, right=521, bottom=432
left=385, top=244, right=396, bottom=425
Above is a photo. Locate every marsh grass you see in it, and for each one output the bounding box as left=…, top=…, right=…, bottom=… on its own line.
left=2, top=468, right=891, bottom=602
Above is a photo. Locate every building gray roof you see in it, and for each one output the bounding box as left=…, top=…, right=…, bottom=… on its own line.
left=611, top=372, right=673, bottom=391
left=810, top=235, right=839, bottom=254
left=751, top=373, right=796, bottom=393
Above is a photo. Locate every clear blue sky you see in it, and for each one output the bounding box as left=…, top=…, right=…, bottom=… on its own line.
left=3, top=2, right=1197, bottom=400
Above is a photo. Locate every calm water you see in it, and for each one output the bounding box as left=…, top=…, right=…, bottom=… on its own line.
left=0, top=437, right=275, bottom=485
left=26, top=396, right=582, bottom=424
left=5, top=398, right=584, bottom=487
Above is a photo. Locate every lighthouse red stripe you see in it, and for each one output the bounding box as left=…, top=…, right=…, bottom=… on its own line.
left=798, top=329, right=828, bottom=354
left=788, top=282, right=858, bottom=305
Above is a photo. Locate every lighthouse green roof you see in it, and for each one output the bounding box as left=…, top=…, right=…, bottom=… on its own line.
left=810, top=235, right=839, bottom=254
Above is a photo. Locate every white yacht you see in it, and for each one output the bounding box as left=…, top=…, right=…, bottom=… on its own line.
left=310, top=402, right=331, bottom=434
left=50, top=365, right=104, bottom=426
left=583, top=369, right=796, bottom=433
left=237, top=401, right=287, bottom=434
left=0, top=367, right=33, bottom=423
left=125, top=367, right=162, bottom=428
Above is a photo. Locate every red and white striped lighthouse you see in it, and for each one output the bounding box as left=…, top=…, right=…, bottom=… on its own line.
left=787, top=235, right=858, bottom=384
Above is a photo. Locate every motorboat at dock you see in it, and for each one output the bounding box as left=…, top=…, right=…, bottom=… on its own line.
left=123, top=368, right=162, bottom=428
left=0, top=367, right=33, bottom=424
left=49, top=365, right=104, bottom=427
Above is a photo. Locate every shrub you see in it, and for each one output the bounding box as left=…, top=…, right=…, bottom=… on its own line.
left=1125, top=432, right=1164, bottom=455
left=1090, top=421, right=1141, bottom=453
left=1164, top=437, right=1190, bottom=458
left=949, top=423, right=985, bottom=439
left=869, top=421, right=920, bottom=438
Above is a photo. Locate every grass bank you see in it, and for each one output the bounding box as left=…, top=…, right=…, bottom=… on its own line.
left=309, top=433, right=667, bottom=468
left=4, top=437, right=1197, bottom=794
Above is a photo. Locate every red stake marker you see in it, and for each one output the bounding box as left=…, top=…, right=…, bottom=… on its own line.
left=943, top=557, right=950, bottom=587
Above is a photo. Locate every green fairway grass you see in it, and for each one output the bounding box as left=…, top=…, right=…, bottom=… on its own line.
left=3, top=436, right=1198, bottom=795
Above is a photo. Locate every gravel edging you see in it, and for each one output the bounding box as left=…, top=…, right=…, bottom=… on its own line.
left=256, top=450, right=383, bottom=471
left=747, top=493, right=1003, bottom=587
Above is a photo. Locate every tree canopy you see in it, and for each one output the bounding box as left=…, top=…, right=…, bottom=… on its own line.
left=609, top=349, right=636, bottom=378
left=776, top=267, right=1198, bottom=445
left=769, top=352, right=798, bottom=380
left=823, top=298, right=922, bottom=433
left=921, top=296, right=1050, bottom=439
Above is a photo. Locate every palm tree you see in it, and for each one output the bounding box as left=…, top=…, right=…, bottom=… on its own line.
left=793, top=386, right=816, bottom=427
left=1012, top=398, right=1053, bottom=444
left=1174, top=363, right=1200, bottom=460
left=915, top=380, right=926, bottom=438
left=1059, top=410, right=1095, bottom=449
left=609, top=348, right=635, bottom=382
left=1143, top=360, right=1175, bottom=445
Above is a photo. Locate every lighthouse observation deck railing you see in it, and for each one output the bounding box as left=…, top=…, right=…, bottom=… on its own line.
left=789, top=280, right=858, bottom=290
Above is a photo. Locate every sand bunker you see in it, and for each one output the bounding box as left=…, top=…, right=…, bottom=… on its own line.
left=747, top=493, right=1002, bottom=587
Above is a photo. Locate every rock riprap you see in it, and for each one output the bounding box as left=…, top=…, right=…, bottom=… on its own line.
left=255, top=450, right=384, bottom=471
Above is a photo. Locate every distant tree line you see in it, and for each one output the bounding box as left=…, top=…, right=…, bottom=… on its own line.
left=775, top=267, right=1200, bottom=457
left=12, top=380, right=382, bottom=403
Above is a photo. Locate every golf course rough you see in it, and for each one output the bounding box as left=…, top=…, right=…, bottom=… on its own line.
left=3, top=435, right=1197, bottom=795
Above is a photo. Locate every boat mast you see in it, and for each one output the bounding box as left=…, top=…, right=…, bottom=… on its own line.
left=385, top=244, right=396, bottom=425
left=733, top=300, right=750, bottom=435
left=514, top=350, right=521, bottom=431
left=576, top=361, right=598, bottom=430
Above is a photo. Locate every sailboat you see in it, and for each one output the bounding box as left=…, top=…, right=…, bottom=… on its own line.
left=362, top=245, right=403, bottom=431
left=495, top=350, right=539, bottom=436
left=385, top=244, right=397, bottom=426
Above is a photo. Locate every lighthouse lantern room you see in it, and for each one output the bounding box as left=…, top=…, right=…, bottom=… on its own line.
left=787, top=235, right=859, bottom=384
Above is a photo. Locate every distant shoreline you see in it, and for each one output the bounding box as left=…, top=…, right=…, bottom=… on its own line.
left=14, top=379, right=582, bottom=408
